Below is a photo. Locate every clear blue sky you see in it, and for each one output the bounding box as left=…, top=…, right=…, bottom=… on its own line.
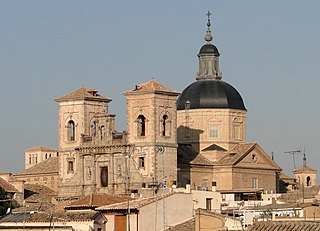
left=1, top=1, right=319, bottom=178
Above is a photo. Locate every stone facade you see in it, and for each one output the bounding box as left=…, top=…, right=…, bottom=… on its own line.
left=24, top=146, right=58, bottom=169
left=56, top=82, right=180, bottom=199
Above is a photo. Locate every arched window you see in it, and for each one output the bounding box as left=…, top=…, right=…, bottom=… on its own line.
left=100, top=125, right=105, bottom=141
left=162, top=115, right=168, bottom=136
left=92, top=121, right=97, bottom=137
left=137, top=115, right=146, bottom=136
left=35, top=154, right=38, bottom=163
left=307, top=176, right=311, bottom=186
left=68, top=120, right=75, bottom=141
left=29, top=155, right=32, bottom=164
left=45, top=153, right=48, bottom=159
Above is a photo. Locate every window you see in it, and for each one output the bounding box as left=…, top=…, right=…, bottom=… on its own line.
left=45, top=153, right=48, bottom=159
left=68, top=161, right=74, bottom=173
left=139, top=157, right=145, bottom=168
left=206, top=198, right=212, bottom=210
left=307, top=176, right=311, bottom=186
left=100, top=166, right=108, bottom=187
left=162, top=115, right=169, bottom=136
left=252, top=178, right=258, bottom=188
left=137, top=115, right=146, bottom=136
left=35, top=154, right=38, bottom=163
left=100, top=125, right=105, bottom=141
left=29, top=155, right=32, bottom=164
left=209, top=124, right=219, bottom=139
left=92, top=121, right=97, bottom=137
left=234, top=124, right=242, bottom=140
left=68, top=120, right=75, bottom=141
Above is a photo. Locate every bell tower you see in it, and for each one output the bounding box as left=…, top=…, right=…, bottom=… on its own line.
left=123, top=80, right=180, bottom=186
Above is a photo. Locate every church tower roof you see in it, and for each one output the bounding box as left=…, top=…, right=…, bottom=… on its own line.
left=54, top=87, right=111, bottom=102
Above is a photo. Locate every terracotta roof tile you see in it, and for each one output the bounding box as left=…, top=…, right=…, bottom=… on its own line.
left=97, top=193, right=175, bottom=211
left=247, top=221, right=320, bottom=231
left=12, top=184, right=56, bottom=213
left=15, top=157, right=58, bottom=175
left=217, top=142, right=256, bottom=165
left=24, top=146, right=57, bottom=152
left=124, top=80, right=180, bottom=95
left=65, top=194, right=131, bottom=210
left=0, top=177, right=18, bottom=193
left=294, top=165, right=317, bottom=173
left=55, top=87, right=111, bottom=102
left=166, top=218, right=195, bottom=231
left=190, top=154, right=214, bottom=165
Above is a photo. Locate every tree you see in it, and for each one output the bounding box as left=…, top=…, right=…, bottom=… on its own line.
left=0, top=187, right=11, bottom=216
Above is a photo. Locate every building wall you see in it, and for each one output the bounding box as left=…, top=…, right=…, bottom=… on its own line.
left=177, top=108, right=246, bottom=152
left=125, top=90, right=178, bottom=185
left=25, top=149, right=58, bottom=169
left=294, top=171, right=317, bottom=187
left=14, top=173, right=58, bottom=192
left=139, top=193, right=193, bottom=231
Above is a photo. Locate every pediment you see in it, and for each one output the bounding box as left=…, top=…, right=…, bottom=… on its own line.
left=235, top=144, right=280, bottom=170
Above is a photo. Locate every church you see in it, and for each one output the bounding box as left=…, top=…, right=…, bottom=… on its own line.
left=20, top=13, right=284, bottom=199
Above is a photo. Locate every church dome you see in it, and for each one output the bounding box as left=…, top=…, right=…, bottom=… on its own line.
left=198, top=44, right=220, bottom=57
left=177, top=80, right=246, bottom=110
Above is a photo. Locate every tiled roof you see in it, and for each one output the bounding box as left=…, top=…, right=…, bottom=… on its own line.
left=166, top=218, right=195, bottom=231
left=97, top=193, right=175, bottom=211
left=24, top=145, right=57, bottom=152
left=65, top=194, right=131, bottom=210
left=294, top=165, right=317, bottom=173
left=278, top=185, right=320, bottom=203
left=123, top=80, right=180, bottom=95
left=12, top=184, right=56, bottom=213
left=190, top=154, right=214, bottom=165
left=217, top=142, right=256, bottom=165
left=15, top=157, right=58, bottom=175
left=26, top=211, right=98, bottom=222
left=55, top=87, right=111, bottom=102
left=0, top=177, right=18, bottom=193
left=247, top=221, right=320, bottom=231
left=0, top=211, right=99, bottom=223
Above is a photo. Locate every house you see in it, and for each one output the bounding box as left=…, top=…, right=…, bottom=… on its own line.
left=96, top=192, right=193, bottom=231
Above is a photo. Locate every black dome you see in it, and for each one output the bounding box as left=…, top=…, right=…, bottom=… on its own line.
left=177, top=80, right=246, bottom=110
left=199, top=44, right=220, bottom=57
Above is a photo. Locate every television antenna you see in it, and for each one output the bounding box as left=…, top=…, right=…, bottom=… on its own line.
left=284, top=150, right=301, bottom=170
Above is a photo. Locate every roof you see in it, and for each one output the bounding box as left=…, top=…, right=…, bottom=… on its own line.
left=64, top=194, right=131, bottom=210
left=190, top=154, right=214, bottom=165
left=294, top=165, right=317, bottom=173
left=123, top=80, right=180, bottom=96
left=15, top=157, right=58, bottom=175
left=55, top=87, right=111, bottom=102
left=12, top=184, right=56, bottom=213
left=198, top=43, right=220, bottom=56
left=218, top=188, right=264, bottom=194
left=278, top=185, right=320, bottom=203
left=0, top=178, right=18, bottom=193
left=217, top=142, right=256, bottom=165
left=0, top=211, right=99, bottom=223
left=24, top=146, right=57, bottom=152
left=177, top=80, right=246, bottom=110
left=97, top=193, right=175, bottom=211
left=247, top=221, right=320, bottom=231
left=166, top=218, right=195, bottom=231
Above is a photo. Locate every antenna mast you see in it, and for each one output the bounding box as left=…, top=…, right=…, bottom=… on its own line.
left=284, top=150, right=301, bottom=170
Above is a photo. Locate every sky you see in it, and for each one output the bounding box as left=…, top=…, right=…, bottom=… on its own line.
left=0, top=1, right=319, bottom=178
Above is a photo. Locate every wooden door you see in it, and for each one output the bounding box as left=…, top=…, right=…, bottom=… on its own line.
left=115, top=215, right=127, bottom=231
